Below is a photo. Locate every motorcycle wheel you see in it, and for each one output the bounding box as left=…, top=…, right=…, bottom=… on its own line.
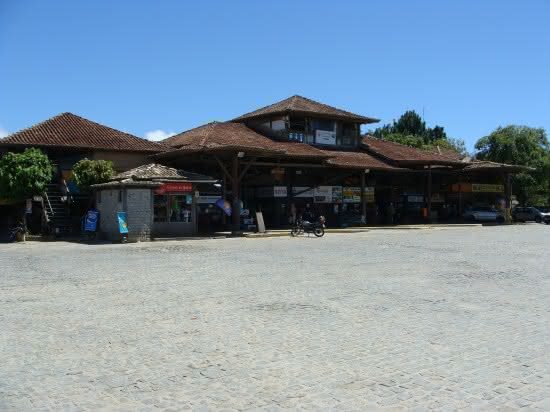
left=290, top=227, right=300, bottom=237
left=314, top=227, right=324, bottom=237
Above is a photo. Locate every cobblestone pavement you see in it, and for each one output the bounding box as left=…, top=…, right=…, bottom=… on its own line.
left=0, top=225, right=548, bottom=411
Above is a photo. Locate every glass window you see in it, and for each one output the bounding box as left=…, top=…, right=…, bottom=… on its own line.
left=169, top=195, right=193, bottom=223
left=154, top=194, right=193, bottom=223
left=311, top=118, right=334, bottom=132
left=154, top=195, right=168, bottom=222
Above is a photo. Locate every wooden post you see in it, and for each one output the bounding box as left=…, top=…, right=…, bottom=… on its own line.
left=232, top=155, right=241, bottom=234
left=458, top=172, right=464, bottom=216
left=360, top=171, right=366, bottom=224
left=427, top=166, right=432, bottom=223
left=222, top=173, right=227, bottom=226
left=504, top=172, right=512, bottom=223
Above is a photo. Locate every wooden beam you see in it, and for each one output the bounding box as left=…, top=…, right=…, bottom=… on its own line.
left=231, top=155, right=241, bottom=234
left=214, top=155, right=234, bottom=184
left=238, top=157, right=256, bottom=181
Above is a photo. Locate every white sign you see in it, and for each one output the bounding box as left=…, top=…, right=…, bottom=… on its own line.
left=315, top=130, right=336, bottom=145
left=292, top=186, right=314, bottom=198
left=256, top=186, right=287, bottom=198
left=273, top=186, right=287, bottom=198
left=256, top=211, right=266, bottom=233
left=314, top=186, right=333, bottom=203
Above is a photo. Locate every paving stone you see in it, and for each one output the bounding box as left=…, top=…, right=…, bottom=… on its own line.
left=0, top=226, right=548, bottom=409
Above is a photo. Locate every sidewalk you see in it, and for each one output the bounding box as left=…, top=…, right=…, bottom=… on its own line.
left=243, top=223, right=482, bottom=238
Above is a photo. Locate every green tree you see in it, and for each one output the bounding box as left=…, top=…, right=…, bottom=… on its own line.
left=474, top=125, right=550, bottom=205
left=0, top=148, right=53, bottom=201
left=72, top=158, right=115, bottom=193
left=370, top=110, right=467, bottom=156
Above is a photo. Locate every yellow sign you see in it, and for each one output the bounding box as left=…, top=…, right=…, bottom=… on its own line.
left=472, top=184, right=504, bottom=193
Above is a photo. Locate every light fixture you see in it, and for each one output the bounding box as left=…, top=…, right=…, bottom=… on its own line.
left=237, top=151, right=245, bottom=158
left=364, top=169, right=370, bottom=174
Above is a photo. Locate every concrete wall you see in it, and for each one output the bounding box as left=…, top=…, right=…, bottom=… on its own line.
left=92, top=151, right=151, bottom=172
left=126, top=188, right=153, bottom=242
left=96, top=189, right=124, bottom=241
left=96, top=187, right=154, bottom=242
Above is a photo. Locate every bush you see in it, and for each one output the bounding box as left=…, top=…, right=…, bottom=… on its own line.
left=72, top=158, right=115, bottom=193
left=0, top=148, right=53, bottom=200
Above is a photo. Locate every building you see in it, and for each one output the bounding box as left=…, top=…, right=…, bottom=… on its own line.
left=0, top=113, right=165, bottom=234
left=155, top=95, right=524, bottom=231
left=0, top=96, right=525, bottom=237
left=92, top=164, right=217, bottom=241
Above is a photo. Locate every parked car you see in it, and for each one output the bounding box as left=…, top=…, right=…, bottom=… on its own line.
left=512, top=206, right=550, bottom=224
left=463, top=206, right=504, bottom=223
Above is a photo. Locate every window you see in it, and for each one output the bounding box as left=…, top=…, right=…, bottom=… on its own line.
left=154, top=194, right=193, bottom=223
left=311, top=118, right=334, bottom=132
left=154, top=195, right=168, bottom=222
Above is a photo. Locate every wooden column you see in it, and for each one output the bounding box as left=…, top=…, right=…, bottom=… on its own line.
left=231, top=155, right=241, bottom=234
left=427, top=166, right=432, bottom=222
left=458, top=172, right=464, bottom=215
left=360, top=171, right=366, bottom=224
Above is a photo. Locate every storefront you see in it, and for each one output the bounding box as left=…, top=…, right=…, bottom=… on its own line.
left=93, top=164, right=217, bottom=241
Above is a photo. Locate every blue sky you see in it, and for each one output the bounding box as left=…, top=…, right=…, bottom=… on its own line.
left=0, top=0, right=548, bottom=150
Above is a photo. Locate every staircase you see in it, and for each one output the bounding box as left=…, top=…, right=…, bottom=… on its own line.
left=44, top=183, right=73, bottom=236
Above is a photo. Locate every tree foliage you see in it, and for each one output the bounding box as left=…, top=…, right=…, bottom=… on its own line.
left=0, top=148, right=54, bottom=200
left=370, top=110, right=466, bottom=156
left=475, top=125, right=550, bottom=205
left=72, top=158, right=115, bottom=193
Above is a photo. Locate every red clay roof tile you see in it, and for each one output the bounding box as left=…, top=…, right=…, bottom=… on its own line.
left=0, top=113, right=166, bottom=153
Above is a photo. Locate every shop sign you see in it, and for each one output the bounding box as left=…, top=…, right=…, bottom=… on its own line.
left=196, top=195, right=221, bottom=204
left=155, top=182, right=193, bottom=194
left=256, top=186, right=287, bottom=198
left=273, top=186, right=287, bottom=198
left=313, top=186, right=332, bottom=203
left=343, top=187, right=361, bottom=203
left=292, top=186, right=314, bottom=198
left=407, top=195, right=424, bottom=203
left=472, top=183, right=504, bottom=193
left=331, top=186, right=343, bottom=203
left=315, top=130, right=336, bottom=145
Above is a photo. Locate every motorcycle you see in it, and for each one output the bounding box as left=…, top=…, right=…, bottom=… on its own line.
left=291, top=215, right=326, bottom=237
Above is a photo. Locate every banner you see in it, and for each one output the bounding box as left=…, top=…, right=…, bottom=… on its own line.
left=155, top=182, right=193, bottom=194
left=472, top=184, right=504, bottom=193
left=117, top=211, right=129, bottom=234
left=84, top=209, right=99, bottom=232
left=343, top=187, right=361, bottom=203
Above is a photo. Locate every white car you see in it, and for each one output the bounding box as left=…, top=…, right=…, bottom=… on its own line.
left=463, top=206, right=504, bottom=223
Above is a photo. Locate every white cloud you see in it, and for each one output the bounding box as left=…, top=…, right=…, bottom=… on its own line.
left=0, top=126, right=9, bottom=139
left=144, top=129, right=176, bottom=141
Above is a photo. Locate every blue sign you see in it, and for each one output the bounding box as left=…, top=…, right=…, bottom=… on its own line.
left=117, top=211, right=129, bottom=234
left=84, top=209, right=99, bottom=232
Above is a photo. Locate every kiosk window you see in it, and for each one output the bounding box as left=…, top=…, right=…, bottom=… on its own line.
left=153, top=195, right=168, bottom=222
left=154, top=193, right=193, bottom=223
left=169, top=195, right=193, bottom=223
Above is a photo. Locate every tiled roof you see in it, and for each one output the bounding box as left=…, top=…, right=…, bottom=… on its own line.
left=463, top=160, right=530, bottom=172
left=321, top=149, right=402, bottom=170
left=161, top=122, right=286, bottom=155
left=0, top=112, right=166, bottom=153
left=114, top=163, right=217, bottom=182
left=361, top=136, right=464, bottom=166
left=270, top=141, right=332, bottom=159
left=233, top=95, right=379, bottom=124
